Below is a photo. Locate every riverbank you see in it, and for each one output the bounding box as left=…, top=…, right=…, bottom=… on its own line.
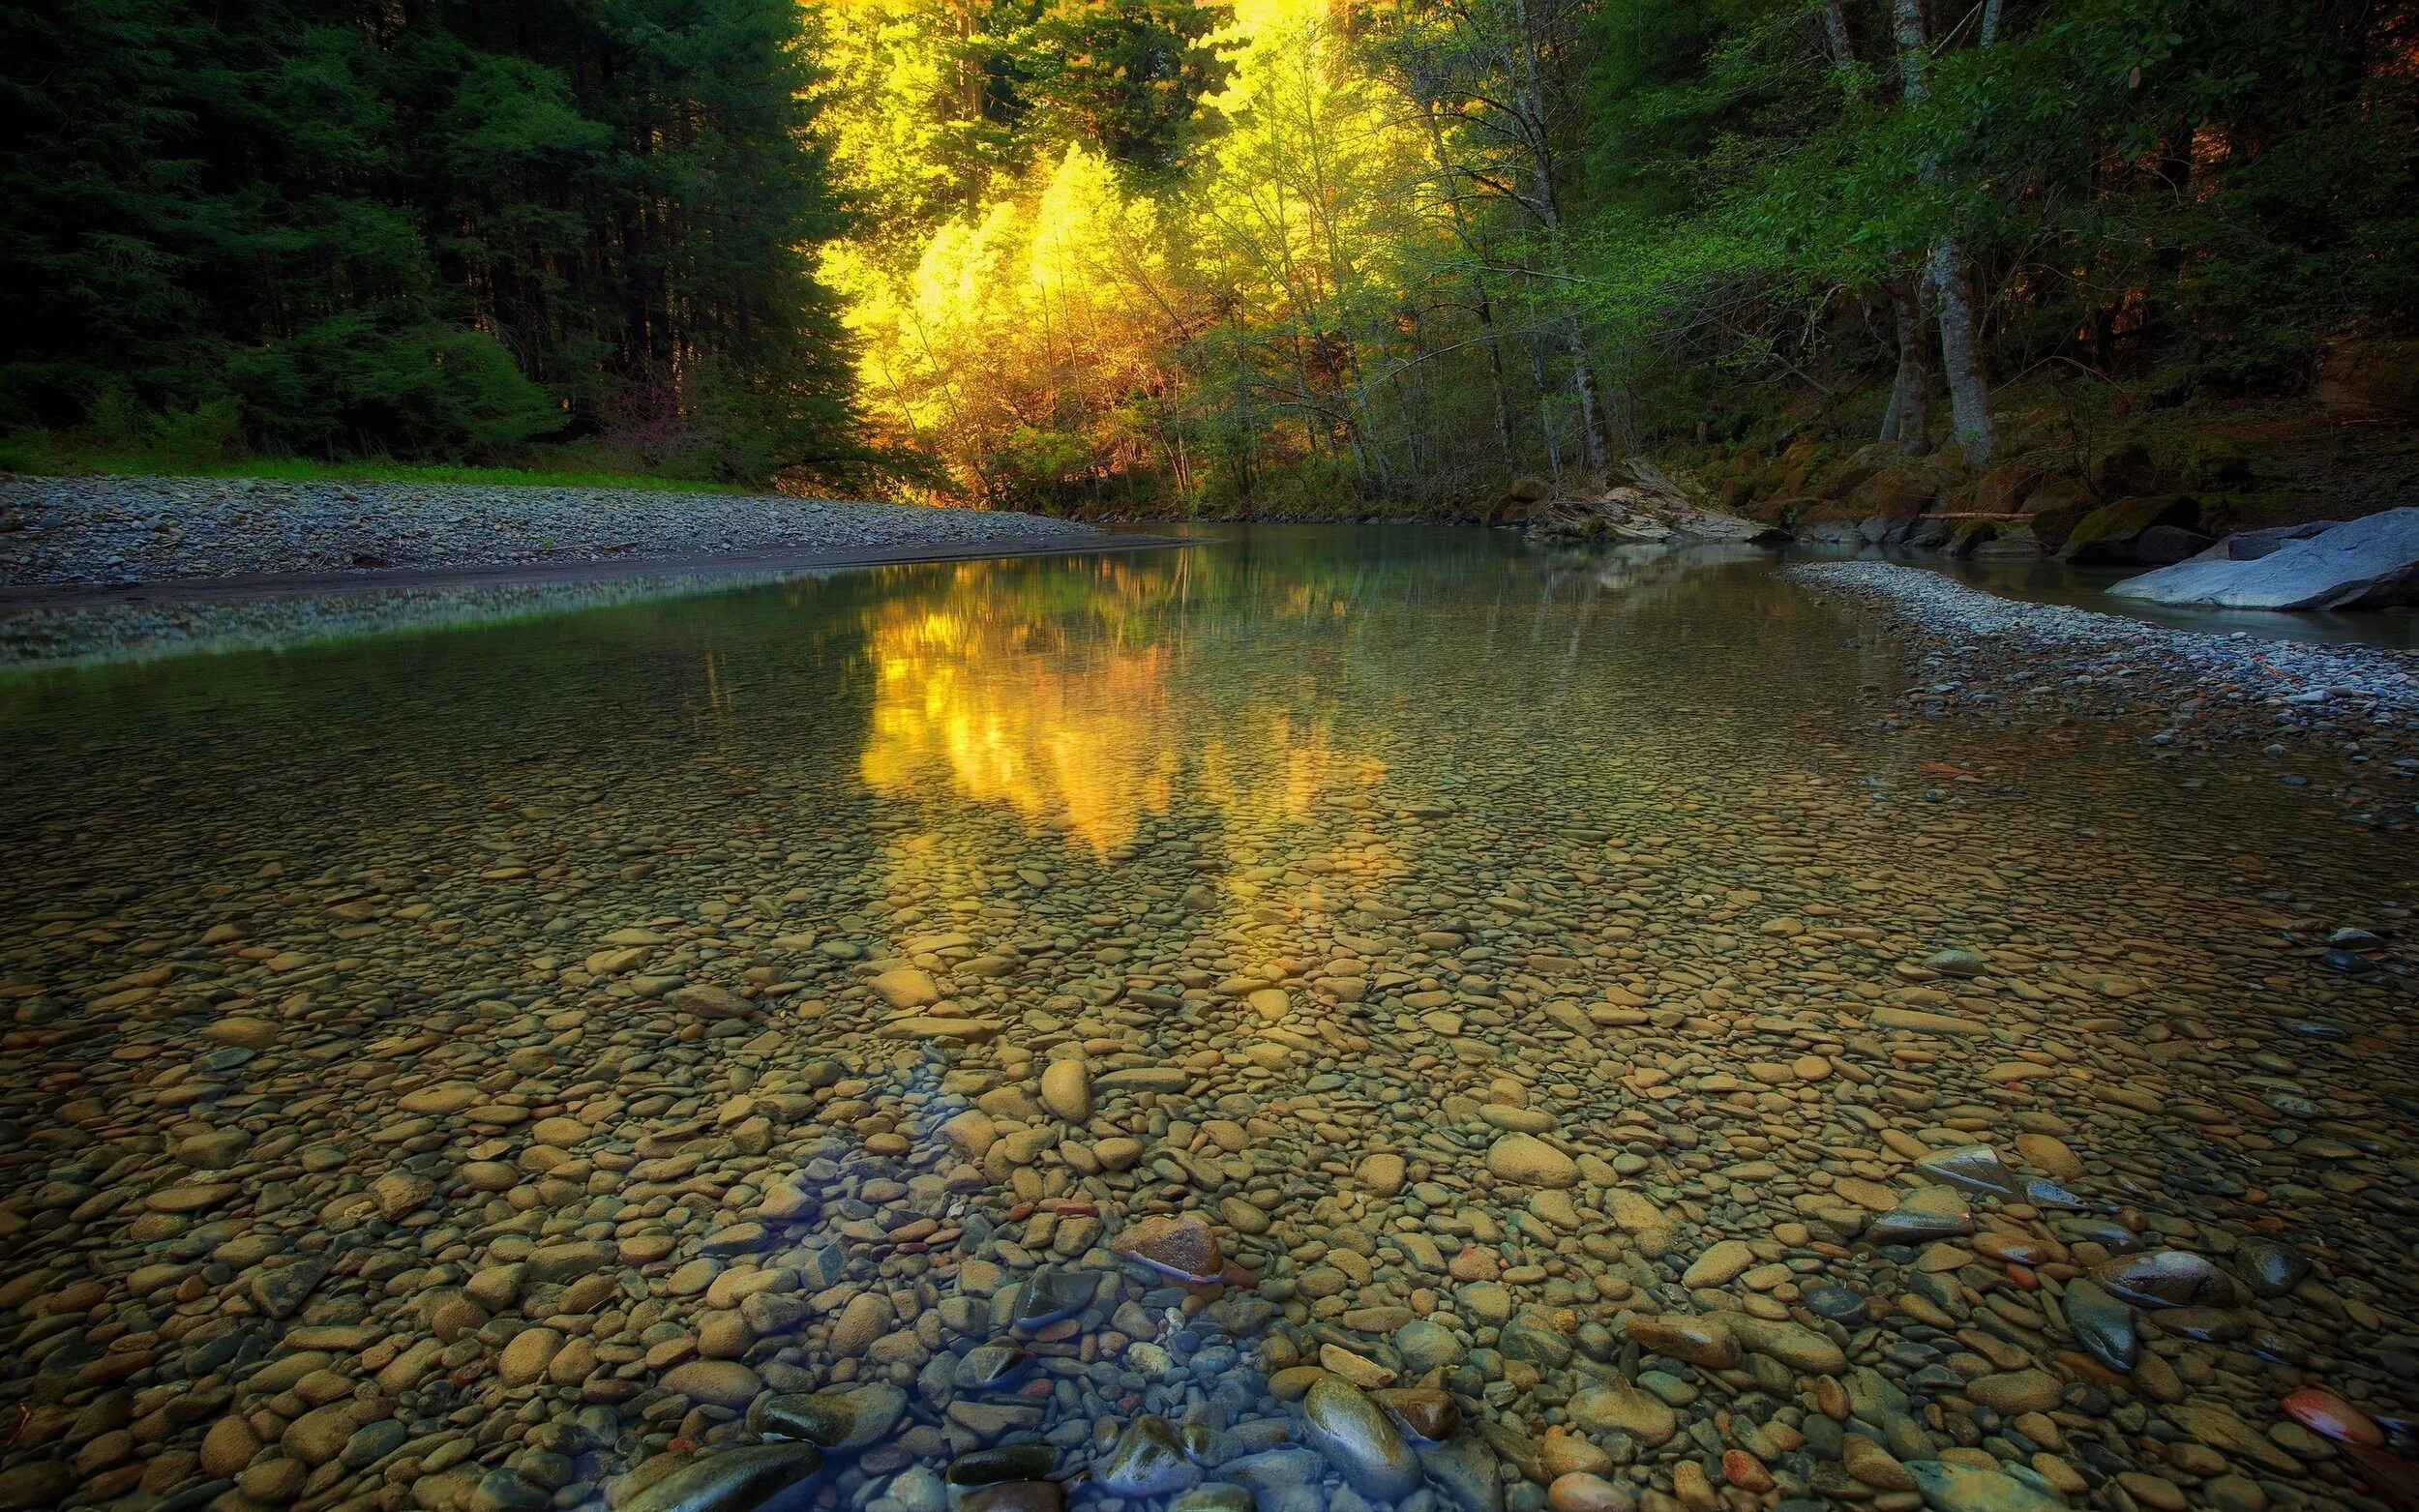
left=1792, top=560, right=2419, bottom=826
left=0, top=474, right=1109, bottom=593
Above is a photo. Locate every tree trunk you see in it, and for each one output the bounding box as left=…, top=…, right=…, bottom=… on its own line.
left=1414, top=98, right=1517, bottom=474
left=1892, top=0, right=1999, bottom=465
left=1820, top=0, right=1854, bottom=66
left=1928, top=244, right=1995, bottom=463
left=1507, top=0, right=1613, bottom=469
left=1880, top=275, right=1929, bottom=452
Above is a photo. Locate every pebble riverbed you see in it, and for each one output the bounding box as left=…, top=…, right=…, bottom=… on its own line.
left=1, top=529, right=2414, bottom=1512
left=0, top=476, right=1105, bottom=589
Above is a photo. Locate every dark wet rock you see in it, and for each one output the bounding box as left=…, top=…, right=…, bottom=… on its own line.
left=473, top=1467, right=552, bottom=1511
left=2157, top=1307, right=2246, bottom=1342
left=1417, top=1436, right=1506, bottom=1512
left=2059, top=1278, right=2136, bottom=1372
left=1867, top=1186, right=1974, bottom=1245
left=748, top=1384, right=906, bottom=1451
left=2055, top=1217, right=2139, bottom=1252
left=0, top=1463, right=75, bottom=1512
left=1903, top=1458, right=2068, bottom=1512
left=1095, top=1416, right=1199, bottom=1497
left=954, top=1343, right=1030, bottom=1390
left=2319, top=948, right=2375, bottom=974
left=960, top=1484, right=1065, bottom=1512
left=1301, top=1377, right=1419, bottom=1498
left=620, top=1444, right=823, bottom=1512
left=1803, top=1282, right=1867, bottom=1323
left=2234, top=1238, right=2313, bottom=1298
left=1500, top=1310, right=1576, bottom=1368
left=1925, top=948, right=1986, bottom=977
left=2089, top=1250, right=2246, bottom=1310
left=948, top=1447, right=1058, bottom=1487
left=1011, top=1269, right=1097, bottom=1329
left=252, top=1258, right=332, bottom=1319
left=1395, top=1319, right=1465, bottom=1374
left=1915, top=1144, right=2083, bottom=1207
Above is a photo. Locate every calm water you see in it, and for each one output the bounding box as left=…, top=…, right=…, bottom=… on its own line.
left=1, top=527, right=2412, bottom=1512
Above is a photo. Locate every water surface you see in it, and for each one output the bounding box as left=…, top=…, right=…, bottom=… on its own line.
left=1, top=527, right=2412, bottom=1512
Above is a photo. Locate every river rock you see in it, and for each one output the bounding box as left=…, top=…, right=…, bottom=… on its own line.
left=2110, top=507, right=2419, bottom=609
left=661, top=1360, right=762, bottom=1409
left=1624, top=1313, right=1740, bottom=1369
left=1903, top=1459, right=2068, bottom=1512
left=1096, top=1415, right=1199, bottom=1497
left=1116, top=1213, right=1222, bottom=1283
left=1682, top=1240, right=1754, bottom=1289
left=1867, top=1186, right=1974, bottom=1245
left=868, top=967, right=941, bottom=1008
left=2058, top=1278, right=2135, bottom=1371
left=1568, top=1379, right=1676, bottom=1445
left=2089, top=1250, right=2245, bottom=1310
left=1418, top=1435, right=1506, bottom=1512
left=2232, top=1237, right=2311, bottom=1298
left=1039, top=1059, right=1090, bottom=1122
left=1721, top=1312, right=1847, bottom=1375
left=1486, top=1134, right=1578, bottom=1188
left=750, top=1384, right=908, bottom=1450
left=621, top=1444, right=824, bottom=1512
left=1301, top=1378, right=1419, bottom=1498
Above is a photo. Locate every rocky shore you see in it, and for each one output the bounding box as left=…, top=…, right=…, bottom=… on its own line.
left=1791, top=562, right=2419, bottom=825
left=0, top=476, right=1109, bottom=591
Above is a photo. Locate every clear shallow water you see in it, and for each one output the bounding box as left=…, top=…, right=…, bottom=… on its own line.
left=1, top=527, right=2414, bottom=1512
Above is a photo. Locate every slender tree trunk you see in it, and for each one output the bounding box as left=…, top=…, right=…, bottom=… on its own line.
left=1506, top=0, right=1613, bottom=469
left=1880, top=275, right=1930, bottom=452
left=1928, top=244, right=1994, bottom=461
left=1414, top=98, right=1517, bottom=474
left=1820, top=0, right=1854, bottom=66
left=1892, top=0, right=1999, bottom=464
left=1530, top=336, right=1562, bottom=480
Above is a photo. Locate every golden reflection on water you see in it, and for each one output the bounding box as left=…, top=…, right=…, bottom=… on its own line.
left=858, top=559, right=1183, bottom=856
left=854, top=552, right=1398, bottom=932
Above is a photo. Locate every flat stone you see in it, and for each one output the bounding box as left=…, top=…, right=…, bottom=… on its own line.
left=1486, top=1133, right=1578, bottom=1188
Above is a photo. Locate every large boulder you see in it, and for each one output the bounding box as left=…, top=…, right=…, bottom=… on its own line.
left=2055, top=494, right=2201, bottom=564
left=2131, top=524, right=2217, bottom=564
left=1848, top=458, right=1958, bottom=547
left=2202, top=519, right=2341, bottom=561
left=2109, top=507, right=2419, bottom=609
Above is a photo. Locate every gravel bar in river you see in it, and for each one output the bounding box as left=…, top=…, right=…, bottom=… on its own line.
left=0, top=475, right=1110, bottom=591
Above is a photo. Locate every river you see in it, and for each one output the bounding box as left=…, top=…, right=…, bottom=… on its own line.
left=0, top=526, right=2410, bottom=1512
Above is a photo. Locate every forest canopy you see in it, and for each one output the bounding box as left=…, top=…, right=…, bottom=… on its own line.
left=4, top=0, right=2414, bottom=504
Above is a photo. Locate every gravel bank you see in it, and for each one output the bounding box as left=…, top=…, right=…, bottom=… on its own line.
left=0, top=474, right=1108, bottom=590
left=0, top=570, right=818, bottom=669
left=1792, top=560, right=2419, bottom=825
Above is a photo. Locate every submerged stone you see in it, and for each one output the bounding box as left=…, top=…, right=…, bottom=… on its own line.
left=2089, top=1250, right=2246, bottom=1310
left=1301, top=1378, right=1419, bottom=1498
left=620, top=1445, right=823, bottom=1512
